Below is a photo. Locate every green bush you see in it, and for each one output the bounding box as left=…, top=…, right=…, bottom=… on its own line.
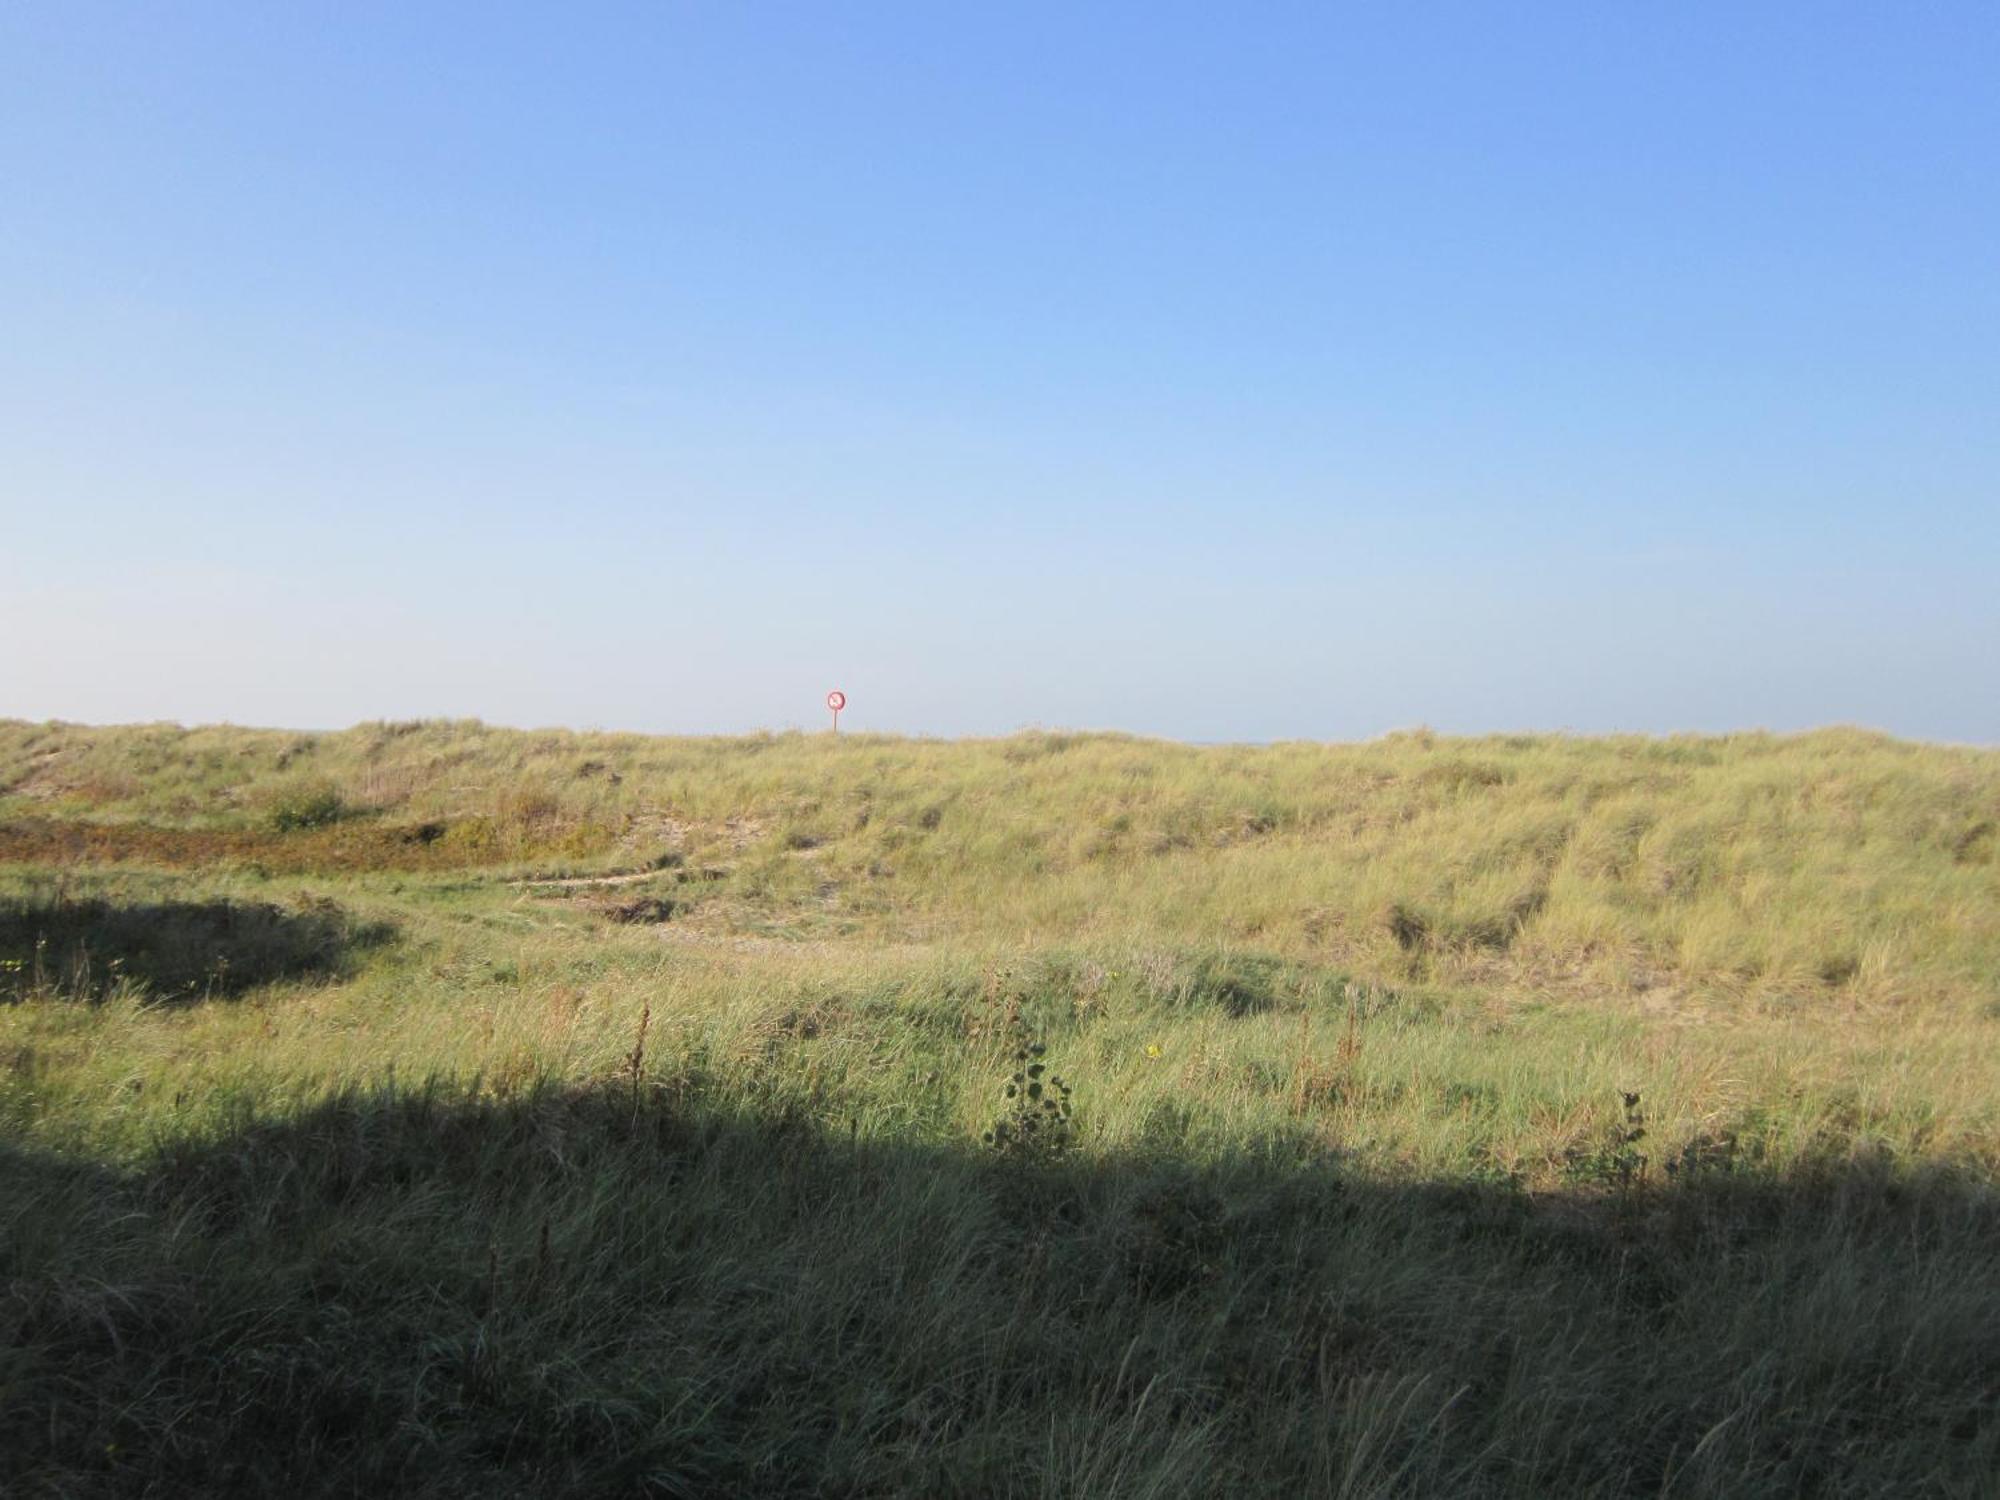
left=267, top=782, right=348, bottom=832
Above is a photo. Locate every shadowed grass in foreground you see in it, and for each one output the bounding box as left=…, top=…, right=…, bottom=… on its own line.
left=4, top=1078, right=1994, bottom=1498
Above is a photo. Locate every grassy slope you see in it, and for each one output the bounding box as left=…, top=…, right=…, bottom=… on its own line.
left=2, top=719, right=1996, bottom=1496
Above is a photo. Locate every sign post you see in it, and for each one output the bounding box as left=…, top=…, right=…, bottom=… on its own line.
left=826, top=689, right=846, bottom=734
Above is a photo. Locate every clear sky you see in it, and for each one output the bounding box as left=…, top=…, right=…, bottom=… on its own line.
left=3, top=4, right=1995, bottom=742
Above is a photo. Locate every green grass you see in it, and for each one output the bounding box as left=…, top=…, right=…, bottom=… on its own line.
left=2, top=719, right=1996, bottom=1495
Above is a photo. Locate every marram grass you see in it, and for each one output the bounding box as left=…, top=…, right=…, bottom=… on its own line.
left=1, top=720, right=1995, bottom=1495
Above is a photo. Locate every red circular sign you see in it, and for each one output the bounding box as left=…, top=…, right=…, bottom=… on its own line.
left=826, top=690, right=847, bottom=712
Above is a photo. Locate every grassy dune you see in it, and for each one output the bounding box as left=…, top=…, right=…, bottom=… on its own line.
left=2, top=719, right=1996, bottom=1495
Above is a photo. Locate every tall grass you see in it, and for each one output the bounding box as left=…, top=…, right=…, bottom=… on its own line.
left=4, top=719, right=1996, bottom=1007
left=1, top=720, right=1995, bottom=1494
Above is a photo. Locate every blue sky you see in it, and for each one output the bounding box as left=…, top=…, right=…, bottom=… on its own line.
left=3, top=3, right=1995, bottom=741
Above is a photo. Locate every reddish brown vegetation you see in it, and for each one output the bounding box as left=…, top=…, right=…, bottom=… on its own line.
left=0, top=816, right=606, bottom=874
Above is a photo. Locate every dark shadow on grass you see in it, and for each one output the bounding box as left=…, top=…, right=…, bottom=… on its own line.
left=0, top=895, right=396, bottom=1002
left=0, top=1080, right=1994, bottom=1498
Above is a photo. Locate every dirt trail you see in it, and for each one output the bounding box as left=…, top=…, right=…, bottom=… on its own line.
left=508, top=870, right=663, bottom=890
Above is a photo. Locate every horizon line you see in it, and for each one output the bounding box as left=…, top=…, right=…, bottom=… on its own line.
left=5, top=715, right=1993, bottom=753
